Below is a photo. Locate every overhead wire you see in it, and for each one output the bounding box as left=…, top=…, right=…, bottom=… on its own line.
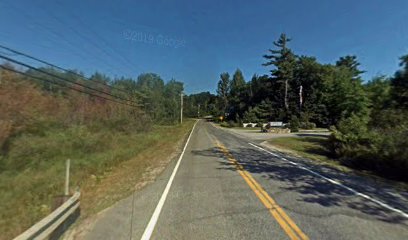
left=0, top=54, right=142, bottom=106
left=0, top=65, right=140, bottom=108
left=6, top=1, right=123, bottom=77
left=55, top=0, right=139, bottom=75
left=0, top=44, right=136, bottom=96
left=37, top=3, right=135, bottom=75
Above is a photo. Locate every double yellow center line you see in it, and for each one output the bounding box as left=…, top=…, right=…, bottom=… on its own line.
left=215, top=139, right=309, bottom=240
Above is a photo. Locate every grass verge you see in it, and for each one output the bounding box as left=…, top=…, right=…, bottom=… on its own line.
left=0, top=119, right=195, bottom=240
left=267, top=136, right=351, bottom=172
left=267, top=136, right=408, bottom=190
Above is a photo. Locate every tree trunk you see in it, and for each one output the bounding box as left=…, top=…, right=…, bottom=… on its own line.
left=284, top=79, right=289, bottom=110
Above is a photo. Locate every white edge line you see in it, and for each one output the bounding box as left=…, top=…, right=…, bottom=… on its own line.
left=140, top=120, right=198, bottom=240
left=248, top=142, right=408, bottom=219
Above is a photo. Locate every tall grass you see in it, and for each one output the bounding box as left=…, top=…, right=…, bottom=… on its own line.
left=0, top=122, right=194, bottom=239
left=1, top=67, right=185, bottom=239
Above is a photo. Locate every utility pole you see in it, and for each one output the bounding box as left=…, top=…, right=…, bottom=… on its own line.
left=197, top=104, right=200, bottom=118
left=65, top=159, right=70, bottom=196
left=180, top=92, right=183, bottom=124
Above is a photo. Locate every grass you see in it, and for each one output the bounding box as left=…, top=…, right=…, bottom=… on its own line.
left=298, top=128, right=329, bottom=132
left=0, top=120, right=195, bottom=240
left=267, top=136, right=350, bottom=172
left=232, top=127, right=260, bottom=130
left=268, top=136, right=408, bottom=190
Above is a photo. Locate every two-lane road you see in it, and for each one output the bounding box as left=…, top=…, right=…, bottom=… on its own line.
left=81, top=120, right=408, bottom=240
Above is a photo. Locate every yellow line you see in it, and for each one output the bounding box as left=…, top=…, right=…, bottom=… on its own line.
left=215, top=140, right=309, bottom=240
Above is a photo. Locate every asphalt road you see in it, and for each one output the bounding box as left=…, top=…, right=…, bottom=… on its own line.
left=80, top=120, right=408, bottom=240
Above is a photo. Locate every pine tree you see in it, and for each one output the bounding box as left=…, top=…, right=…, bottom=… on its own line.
left=229, top=69, right=246, bottom=120
left=391, top=55, right=408, bottom=109
left=336, top=55, right=365, bottom=79
left=217, top=72, right=231, bottom=117
left=263, top=33, right=297, bottom=119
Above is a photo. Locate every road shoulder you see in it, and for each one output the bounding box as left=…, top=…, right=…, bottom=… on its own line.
left=62, top=121, right=196, bottom=240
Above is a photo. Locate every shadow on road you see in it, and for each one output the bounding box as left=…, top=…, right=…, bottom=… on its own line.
left=192, top=146, right=408, bottom=224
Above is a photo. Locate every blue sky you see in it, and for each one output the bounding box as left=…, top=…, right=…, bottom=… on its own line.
left=1, top=0, right=407, bottom=93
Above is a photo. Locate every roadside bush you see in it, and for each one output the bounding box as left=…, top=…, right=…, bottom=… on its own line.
left=228, top=120, right=240, bottom=128
left=220, top=120, right=239, bottom=128
left=220, top=122, right=230, bottom=128
left=289, top=116, right=300, bottom=132
left=300, top=122, right=316, bottom=129
left=330, top=113, right=408, bottom=180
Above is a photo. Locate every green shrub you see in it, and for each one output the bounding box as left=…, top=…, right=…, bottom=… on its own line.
left=220, top=120, right=240, bottom=128
left=220, top=122, right=230, bottom=128
left=300, top=122, right=316, bottom=129
left=330, top=113, right=408, bottom=180
left=228, top=120, right=239, bottom=128
left=289, top=116, right=300, bottom=132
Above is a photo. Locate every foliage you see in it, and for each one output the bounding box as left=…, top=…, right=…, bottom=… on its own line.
left=209, top=33, right=370, bottom=128
left=390, top=55, right=408, bottom=109
left=196, top=33, right=408, bottom=181
left=300, top=122, right=316, bottom=129
left=184, top=91, right=220, bottom=118
left=216, top=72, right=230, bottom=116
left=263, top=33, right=297, bottom=119
left=0, top=64, right=192, bottom=238
left=329, top=55, right=408, bottom=180
left=289, top=115, right=300, bottom=132
left=229, top=69, right=247, bottom=120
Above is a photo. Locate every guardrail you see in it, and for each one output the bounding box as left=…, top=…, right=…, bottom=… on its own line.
left=13, top=191, right=80, bottom=240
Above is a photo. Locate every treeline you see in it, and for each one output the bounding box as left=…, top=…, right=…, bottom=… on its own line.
left=0, top=64, right=184, bottom=168
left=185, top=33, right=408, bottom=180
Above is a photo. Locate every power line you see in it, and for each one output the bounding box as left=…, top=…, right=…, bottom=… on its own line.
left=37, top=3, right=135, bottom=75
left=0, top=54, right=141, bottom=106
left=0, top=65, right=140, bottom=108
left=54, top=0, right=139, bottom=75
left=5, top=2, right=141, bottom=93
left=5, top=3, right=135, bottom=76
left=0, top=50, right=18, bottom=56
left=0, top=44, right=135, bottom=95
left=6, top=2, right=123, bottom=77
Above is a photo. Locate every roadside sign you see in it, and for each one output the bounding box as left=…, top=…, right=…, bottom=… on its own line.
left=269, top=122, right=283, bottom=127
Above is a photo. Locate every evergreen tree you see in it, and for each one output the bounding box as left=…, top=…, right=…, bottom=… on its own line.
left=263, top=33, right=297, bottom=119
left=336, top=55, right=365, bottom=79
left=229, top=69, right=246, bottom=120
left=217, top=72, right=231, bottom=117
left=391, top=55, right=408, bottom=109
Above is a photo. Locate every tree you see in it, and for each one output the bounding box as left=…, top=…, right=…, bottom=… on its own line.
left=248, top=74, right=270, bottom=106
left=163, top=79, right=184, bottom=123
left=336, top=55, right=365, bottom=79
left=365, top=75, right=391, bottom=126
left=230, top=69, right=245, bottom=95
left=321, top=65, right=370, bottom=126
left=229, top=69, right=246, bottom=120
left=263, top=33, right=297, bottom=119
left=136, top=73, right=165, bottom=121
left=217, top=72, right=230, bottom=117
left=111, top=77, right=141, bottom=103
left=293, top=56, right=327, bottom=125
left=184, top=92, right=219, bottom=117
left=243, top=106, right=258, bottom=122
left=390, top=55, right=408, bottom=109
